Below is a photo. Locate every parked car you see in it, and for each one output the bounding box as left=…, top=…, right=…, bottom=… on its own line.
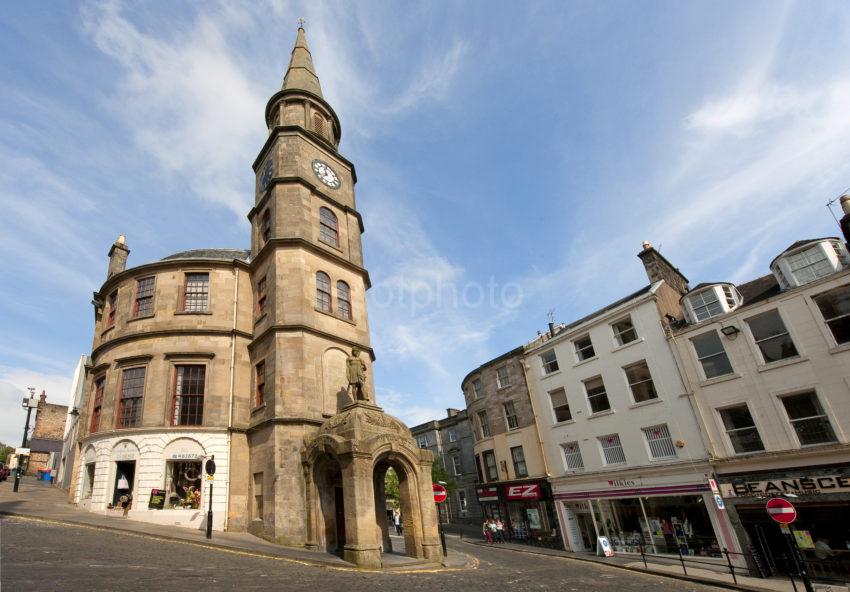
left=0, top=462, right=9, bottom=481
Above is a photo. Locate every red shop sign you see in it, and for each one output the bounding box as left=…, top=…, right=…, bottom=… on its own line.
left=477, top=486, right=499, bottom=502
left=505, top=483, right=542, bottom=500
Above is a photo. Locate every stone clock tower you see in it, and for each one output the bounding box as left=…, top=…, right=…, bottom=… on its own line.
left=245, top=28, right=439, bottom=567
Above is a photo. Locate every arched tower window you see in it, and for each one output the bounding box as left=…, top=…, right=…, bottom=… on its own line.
left=319, top=207, right=338, bottom=247
left=316, top=271, right=332, bottom=312
left=337, top=281, right=351, bottom=320
left=260, top=209, right=271, bottom=245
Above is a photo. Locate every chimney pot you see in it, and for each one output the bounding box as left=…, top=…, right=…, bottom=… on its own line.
left=39, top=390, right=47, bottom=403
left=642, top=240, right=652, bottom=251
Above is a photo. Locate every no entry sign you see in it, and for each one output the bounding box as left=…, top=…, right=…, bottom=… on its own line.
left=433, top=483, right=447, bottom=503
left=766, top=497, right=797, bottom=524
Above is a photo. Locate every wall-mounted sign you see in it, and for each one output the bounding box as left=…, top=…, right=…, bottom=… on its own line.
left=607, top=479, right=637, bottom=488
left=476, top=486, right=499, bottom=502
left=720, top=475, right=850, bottom=497
left=506, top=483, right=542, bottom=500
left=708, top=478, right=719, bottom=495
left=169, top=452, right=203, bottom=460
left=148, top=488, right=166, bottom=510
left=714, top=494, right=725, bottom=510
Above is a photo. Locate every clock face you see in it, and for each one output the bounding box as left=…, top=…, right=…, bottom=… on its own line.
left=312, top=159, right=341, bottom=190
left=260, top=159, right=273, bottom=190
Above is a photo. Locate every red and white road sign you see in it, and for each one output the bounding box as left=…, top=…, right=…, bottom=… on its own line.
left=433, top=483, right=447, bottom=503
left=766, top=497, right=797, bottom=524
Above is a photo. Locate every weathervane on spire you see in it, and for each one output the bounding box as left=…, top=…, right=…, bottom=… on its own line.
left=297, top=17, right=305, bottom=29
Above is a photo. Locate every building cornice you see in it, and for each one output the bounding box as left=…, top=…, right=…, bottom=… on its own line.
left=252, top=123, right=356, bottom=185
left=79, top=425, right=229, bottom=445
left=248, top=175, right=365, bottom=234
left=246, top=416, right=325, bottom=434
left=248, top=323, right=375, bottom=361
left=460, top=346, right=525, bottom=390
left=92, top=328, right=252, bottom=360
left=95, top=257, right=250, bottom=300
left=249, top=237, right=371, bottom=290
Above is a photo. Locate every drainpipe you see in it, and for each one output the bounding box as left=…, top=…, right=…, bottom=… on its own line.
left=519, top=357, right=551, bottom=477
left=666, top=327, right=714, bottom=459
left=225, top=265, right=239, bottom=529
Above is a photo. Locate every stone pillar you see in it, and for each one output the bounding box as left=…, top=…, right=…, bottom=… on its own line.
left=341, top=452, right=381, bottom=568
left=418, top=457, right=442, bottom=562
left=373, top=469, right=391, bottom=553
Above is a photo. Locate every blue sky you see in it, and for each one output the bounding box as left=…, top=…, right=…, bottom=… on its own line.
left=2, top=1, right=850, bottom=444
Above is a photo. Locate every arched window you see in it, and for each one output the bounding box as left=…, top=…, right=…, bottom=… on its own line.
left=337, top=281, right=351, bottom=320
left=319, top=207, right=338, bottom=247
left=316, top=271, right=331, bottom=312
left=260, top=209, right=271, bottom=245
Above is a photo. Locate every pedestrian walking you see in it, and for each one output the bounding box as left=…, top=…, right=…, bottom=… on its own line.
left=483, top=519, right=494, bottom=544
left=394, top=511, right=403, bottom=535
left=495, top=518, right=506, bottom=543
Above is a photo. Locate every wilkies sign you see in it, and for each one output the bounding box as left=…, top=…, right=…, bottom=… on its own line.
left=720, top=475, right=850, bottom=497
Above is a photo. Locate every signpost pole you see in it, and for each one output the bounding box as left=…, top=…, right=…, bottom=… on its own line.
left=433, top=482, right=448, bottom=558
left=785, top=525, right=814, bottom=592
left=13, top=390, right=37, bottom=493
left=205, top=456, right=216, bottom=540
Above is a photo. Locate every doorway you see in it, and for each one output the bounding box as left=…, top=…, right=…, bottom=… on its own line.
left=334, top=486, right=346, bottom=552
left=112, top=461, right=135, bottom=506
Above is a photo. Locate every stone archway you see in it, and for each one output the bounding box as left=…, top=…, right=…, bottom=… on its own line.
left=302, top=402, right=441, bottom=568
left=374, top=451, right=425, bottom=558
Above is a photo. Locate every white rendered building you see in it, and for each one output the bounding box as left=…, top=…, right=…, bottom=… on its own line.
left=523, top=246, right=739, bottom=559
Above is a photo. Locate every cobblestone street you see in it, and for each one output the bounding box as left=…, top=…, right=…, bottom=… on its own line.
left=0, top=517, right=726, bottom=592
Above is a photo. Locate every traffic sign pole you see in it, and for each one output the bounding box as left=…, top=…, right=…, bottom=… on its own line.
left=766, top=497, right=813, bottom=592
left=433, top=483, right=448, bottom=557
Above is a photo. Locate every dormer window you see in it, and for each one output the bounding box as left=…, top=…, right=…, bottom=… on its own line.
left=770, top=239, right=849, bottom=289
left=683, top=284, right=743, bottom=324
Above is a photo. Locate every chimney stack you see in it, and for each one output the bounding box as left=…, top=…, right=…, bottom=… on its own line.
left=637, top=241, right=689, bottom=296
left=446, top=408, right=459, bottom=418
left=840, top=193, right=850, bottom=247
left=107, top=235, right=130, bottom=279
left=39, top=390, right=47, bottom=404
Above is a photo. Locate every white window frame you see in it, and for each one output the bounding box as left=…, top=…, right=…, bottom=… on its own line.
left=495, top=365, right=510, bottom=388
left=780, top=391, right=837, bottom=447
left=417, top=435, right=428, bottom=449
left=642, top=424, right=677, bottom=460
left=611, top=316, right=638, bottom=346
left=687, top=288, right=724, bottom=322
left=549, top=388, right=572, bottom=423
left=478, top=410, right=491, bottom=438
left=690, top=330, right=734, bottom=379
left=598, top=434, right=626, bottom=466
left=457, top=489, right=468, bottom=513
left=745, top=309, right=799, bottom=364
left=786, top=244, right=833, bottom=285
left=503, top=401, right=519, bottom=430
left=718, top=403, right=765, bottom=455
left=448, top=429, right=458, bottom=443
left=584, top=376, right=610, bottom=414
left=562, top=441, right=584, bottom=471
left=813, top=285, right=850, bottom=345
left=624, top=360, right=658, bottom=403
left=574, top=335, right=595, bottom=362
left=451, top=455, right=462, bottom=476
left=540, top=350, right=559, bottom=375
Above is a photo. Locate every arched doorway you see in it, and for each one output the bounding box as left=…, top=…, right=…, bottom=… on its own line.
left=374, top=453, right=423, bottom=559
left=313, top=453, right=345, bottom=554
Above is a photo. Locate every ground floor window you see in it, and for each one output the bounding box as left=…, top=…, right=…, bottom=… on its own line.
left=586, top=495, right=720, bottom=556
left=164, top=461, right=202, bottom=509
left=84, top=463, right=96, bottom=498
left=481, top=500, right=559, bottom=547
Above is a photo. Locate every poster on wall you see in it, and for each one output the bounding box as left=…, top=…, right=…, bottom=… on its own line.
left=148, top=488, right=166, bottom=510
left=527, top=508, right=542, bottom=530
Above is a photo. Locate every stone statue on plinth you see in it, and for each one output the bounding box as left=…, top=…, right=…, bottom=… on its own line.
left=346, top=347, right=369, bottom=402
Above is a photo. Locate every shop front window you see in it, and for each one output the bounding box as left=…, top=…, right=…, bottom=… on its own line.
left=597, top=496, right=720, bottom=556
left=165, top=461, right=202, bottom=509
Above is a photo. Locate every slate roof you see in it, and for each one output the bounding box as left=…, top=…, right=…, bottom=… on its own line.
left=737, top=274, right=781, bottom=308
left=560, top=284, right=654, bottom=332
left=161, top=249, right=250, bottom=263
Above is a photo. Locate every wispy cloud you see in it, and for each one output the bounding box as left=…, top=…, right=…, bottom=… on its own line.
left=0, top=367, right=74, bottom=445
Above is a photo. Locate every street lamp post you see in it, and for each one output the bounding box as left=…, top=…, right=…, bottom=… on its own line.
left=13, top=388, right=38, bottom=493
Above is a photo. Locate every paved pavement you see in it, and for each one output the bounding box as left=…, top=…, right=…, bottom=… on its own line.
left=0, top=516, right=731, bottom=592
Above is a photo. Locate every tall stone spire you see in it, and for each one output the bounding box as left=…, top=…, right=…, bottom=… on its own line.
left=282, top=26, right=323, bottom=98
